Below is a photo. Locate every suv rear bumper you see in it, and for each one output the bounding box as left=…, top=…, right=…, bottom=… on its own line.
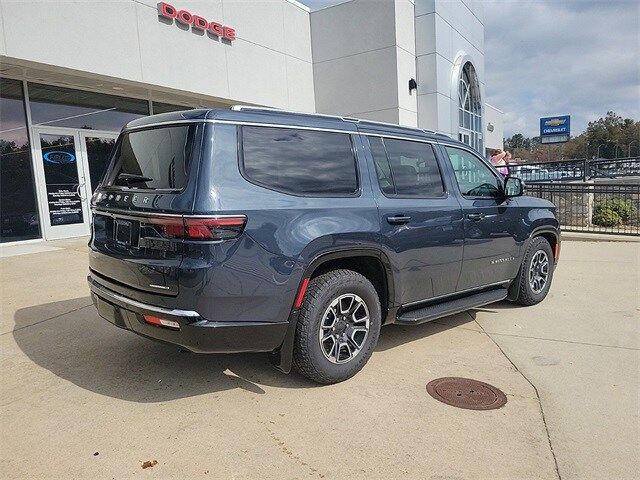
left=88, top=275, right=288, bottom=353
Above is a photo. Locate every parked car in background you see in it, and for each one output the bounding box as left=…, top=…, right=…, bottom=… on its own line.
left=510, top=164, right=566, bottom=182
left=88, top=107, right=560, bottom=384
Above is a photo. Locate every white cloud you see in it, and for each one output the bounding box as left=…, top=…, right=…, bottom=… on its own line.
left=484, top=0, right=639, bottom=137
left=300, top=0, right=640, bottom=137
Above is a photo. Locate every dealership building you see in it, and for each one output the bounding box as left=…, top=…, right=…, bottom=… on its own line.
left=0, top=0, right=502, bottom=243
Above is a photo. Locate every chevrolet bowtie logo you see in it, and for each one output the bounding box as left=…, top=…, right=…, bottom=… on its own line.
left=545, top=118, right=566, bottom=127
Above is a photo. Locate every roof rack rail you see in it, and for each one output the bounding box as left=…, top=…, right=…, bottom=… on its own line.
left=230, top=105, right=449, bottom=138
left=231, top=105, right=348, bottom=122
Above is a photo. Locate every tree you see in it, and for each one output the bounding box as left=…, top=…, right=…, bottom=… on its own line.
left=583, top=111, right=639, bottom=159
left=505, top=133, right=529, bottom=151
left=502, top=112, right=639, bottom=162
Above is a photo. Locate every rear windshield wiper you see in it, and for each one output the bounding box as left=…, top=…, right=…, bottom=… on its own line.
left=115, top=173, right=154, bottom=185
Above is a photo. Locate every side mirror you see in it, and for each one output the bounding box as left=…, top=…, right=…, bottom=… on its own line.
left=504, top=176, right=524, bottom=197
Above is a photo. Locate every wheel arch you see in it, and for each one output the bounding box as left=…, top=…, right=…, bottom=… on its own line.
left=304, top=248, right=396, bottom=322
left=530, top=226, right=560, bottom=261
left=508, top=226, right=560, bottom=301
left=272, top=248, right=397, bottom=374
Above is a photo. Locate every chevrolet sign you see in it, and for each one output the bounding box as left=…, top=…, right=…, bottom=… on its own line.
left=540, top=115, right=570, bottom=143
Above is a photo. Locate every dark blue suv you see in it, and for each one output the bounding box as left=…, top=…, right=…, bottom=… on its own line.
left=88, top=106, right=560, bottom=384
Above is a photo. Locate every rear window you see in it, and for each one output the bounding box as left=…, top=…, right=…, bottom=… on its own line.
left=240, top=126, right=358, bottom=196
left=107, top=124, right=197, bottom=191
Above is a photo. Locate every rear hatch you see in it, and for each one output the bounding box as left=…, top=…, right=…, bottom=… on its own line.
left=89, top=122, right=203, bottom=296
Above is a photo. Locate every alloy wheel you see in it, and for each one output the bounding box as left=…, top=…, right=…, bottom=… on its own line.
left=318, top=293, right=370, bottom=364
left=528, top=250, right=549, bottom=294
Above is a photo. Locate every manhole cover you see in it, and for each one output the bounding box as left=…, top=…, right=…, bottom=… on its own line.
left=426, top=377, right=507, bottom=410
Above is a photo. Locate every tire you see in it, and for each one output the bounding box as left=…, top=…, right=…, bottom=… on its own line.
left=512, top=236, right=555, bottom=306
left=292, top=269, right=382, bottom=384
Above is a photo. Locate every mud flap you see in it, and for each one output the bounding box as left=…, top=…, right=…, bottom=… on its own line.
left=270, top=311, right=300, bottom=373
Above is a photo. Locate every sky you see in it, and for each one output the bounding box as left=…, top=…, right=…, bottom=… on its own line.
left=299, top=0, right=640, bottom=138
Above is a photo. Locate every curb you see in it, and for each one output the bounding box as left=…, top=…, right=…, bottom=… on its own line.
left=561, top=232, right=640, bottom=243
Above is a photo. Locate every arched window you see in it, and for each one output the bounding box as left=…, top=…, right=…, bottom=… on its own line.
left=458, top=62, right=482, bottom=152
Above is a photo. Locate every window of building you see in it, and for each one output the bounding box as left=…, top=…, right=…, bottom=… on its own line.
left=445, top=146, right=500, bottom=198
left=28, top=83, right=149, bottom=131
left=458, top=62, right=483, bottom=153
left=0, top=78, right=41, bottom=242
left=152, top=101, right=194, bottom=115
left=241, top=126, right=358, bottom=196
left=368, top=136, right=444, bottom=197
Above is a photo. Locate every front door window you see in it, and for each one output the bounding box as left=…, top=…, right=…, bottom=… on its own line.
left=445, top=146, right=501, bottom=198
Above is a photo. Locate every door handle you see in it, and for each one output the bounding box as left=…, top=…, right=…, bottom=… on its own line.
left=467, top=213, right=485, bottom=221
left=387, top=215, right=411, bottom=225
left=75, top=182, right=86, bottom=200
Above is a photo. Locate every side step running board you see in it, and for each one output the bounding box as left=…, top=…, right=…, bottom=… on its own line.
left=396, top=288, right=508, bottom=325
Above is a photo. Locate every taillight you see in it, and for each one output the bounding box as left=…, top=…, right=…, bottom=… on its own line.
left=147, top=215, right=246, bottom=240
left=184, top=216, right=246, bottom=239
left=147, top=216, right=184, bottom=238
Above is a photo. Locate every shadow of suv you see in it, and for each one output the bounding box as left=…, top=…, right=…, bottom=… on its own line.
left=88, top=106, right=560, bottom=384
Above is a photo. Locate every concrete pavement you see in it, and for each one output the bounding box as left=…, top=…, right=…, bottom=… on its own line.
left=0, top=238, right=637, bottom=479
left=474, top=240, right=640, bottom=480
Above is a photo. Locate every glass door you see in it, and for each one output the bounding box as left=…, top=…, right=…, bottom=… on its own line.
left=32, top=127, right=90, bottom=240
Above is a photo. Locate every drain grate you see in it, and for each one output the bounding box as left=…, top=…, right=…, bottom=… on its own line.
left=426, top=377, right=507, bottom=410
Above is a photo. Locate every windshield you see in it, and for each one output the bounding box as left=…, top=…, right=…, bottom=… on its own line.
left=106, top=124, right=197, bottom=191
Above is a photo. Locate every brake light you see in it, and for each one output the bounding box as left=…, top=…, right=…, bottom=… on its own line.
left=143, top=314, right=180, bottom=330
left=148, top=216, right=184, bottom=238
left=147, top=215, right=246, bottom=240
left=184, top=216, right=246, bottom=239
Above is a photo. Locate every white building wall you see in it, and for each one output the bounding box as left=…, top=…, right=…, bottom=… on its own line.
left=484, top=103, right=504, bottom=151
left=414, top=0, right=485, bottom=137
left=0, top=0, right=315, bottom=111
left=311, top=0, right=417, bottom=126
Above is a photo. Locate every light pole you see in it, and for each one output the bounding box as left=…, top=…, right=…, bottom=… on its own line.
left=597, top=140, right=617, bottom=159
left=628, top=140, right=639, bottom=157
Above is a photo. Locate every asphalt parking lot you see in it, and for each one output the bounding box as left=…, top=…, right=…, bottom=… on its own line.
left=0, top=238, right=638, bottom=479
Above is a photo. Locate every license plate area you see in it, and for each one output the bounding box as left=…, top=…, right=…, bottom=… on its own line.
left=114, top=219, right=133, bottom=246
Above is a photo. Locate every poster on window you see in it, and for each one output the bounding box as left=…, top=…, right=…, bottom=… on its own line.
left=39, top=135, right=84, bottom=226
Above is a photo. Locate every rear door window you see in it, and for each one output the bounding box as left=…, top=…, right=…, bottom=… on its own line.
left=107, top=124, right=197, bottom=191
left=369, top=136, right=445, bottom=197
left=240, top=126, right=358, bottom=196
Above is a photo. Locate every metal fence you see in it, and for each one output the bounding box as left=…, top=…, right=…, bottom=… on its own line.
left=509, top=157, right=640, bottom=183
left=525, top=182, right=640, bottom=236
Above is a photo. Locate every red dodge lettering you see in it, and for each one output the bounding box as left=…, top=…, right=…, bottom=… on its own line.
left=157, top=2, right=235, bottom=41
